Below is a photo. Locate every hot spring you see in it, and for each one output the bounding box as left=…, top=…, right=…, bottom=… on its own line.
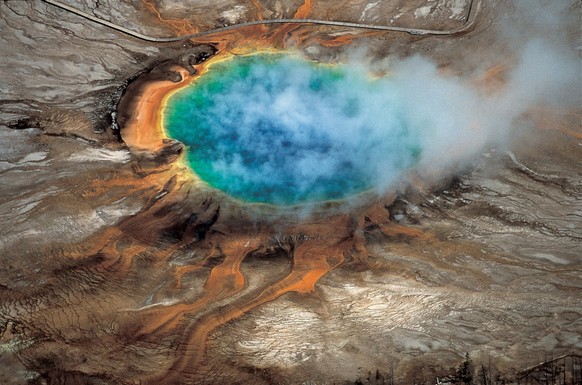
left=163, top=53, right=422, bottom=205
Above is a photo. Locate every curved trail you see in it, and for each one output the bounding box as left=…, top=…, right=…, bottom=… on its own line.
left=42, top=0, right=480, bottom=42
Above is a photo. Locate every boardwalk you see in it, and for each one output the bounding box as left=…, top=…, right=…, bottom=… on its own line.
left=517, top=354, right=582, bottom=385
left=42, top=0, right=480, bottom=42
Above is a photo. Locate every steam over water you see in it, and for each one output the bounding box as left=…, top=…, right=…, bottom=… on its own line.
left=164, top=54, right=422, bottom=205
left=164, top=0, right=580, bottom=207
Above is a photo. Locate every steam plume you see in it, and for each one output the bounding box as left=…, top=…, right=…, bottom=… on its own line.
left=165, top=0, right=580, bottom=206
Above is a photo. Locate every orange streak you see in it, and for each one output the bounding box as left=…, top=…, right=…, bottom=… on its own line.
left=315, top=30, right=381, bottom=47
left=82, top=171, right=165, bottom=198
left=122, top=67, right=191, bottom=151
left=174, top=264, right=204, bottom=287
left=163, top=238, right=346, bottom=380
left=250, top=0, right=264, bottom=21
left=472, top=60, right=515, bottom=95
left=134, top=236, right=262, bottom=336
left=363, top=201, right=433, bottom=241
left=528, top=106, right=582, bottom=139
left=141, top=0, right=198, bottom=36
left=268, top=0, right=313, bottom=46
left=483, top=62, right=509, bottom=80
left=294, top=0, right=312, bottom=19
left=379, top=223, right=433, bottom=241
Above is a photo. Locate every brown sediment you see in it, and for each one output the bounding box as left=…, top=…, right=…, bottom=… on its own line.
left=133, top=235, right=266, bottom=337
left=174, top=247, right=341, bottom=368
left=3, top=1, right=580, bottom=383
left=363, top=200, right=434, bottom=242
left=155, top=222, right=352, bottom=383
left=64, top=171, right=192, bottom=274
left=120, top=66, right=192, bottom=152
left=249, top=0, right=264, bottom=21
left=314, top=30, right=383, bottom=47
left=527, top=106, right=582, bottom=140
left=378, top=223, right=433, bottom=241
left=141, top=0, right=199, bottom=36
left=268, top=0, right=312, bottom=45
left=472, top=61, right=514, bottom=94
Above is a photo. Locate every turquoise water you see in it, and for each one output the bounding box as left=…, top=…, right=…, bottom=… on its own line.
left=164, top=53, right=421, bottom=205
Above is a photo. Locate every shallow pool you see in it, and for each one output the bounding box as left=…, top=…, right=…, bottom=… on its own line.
left=164, top=53, right=420, bottom=205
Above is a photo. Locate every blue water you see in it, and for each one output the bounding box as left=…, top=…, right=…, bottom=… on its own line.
left=164, top=53, right=421, bottom=205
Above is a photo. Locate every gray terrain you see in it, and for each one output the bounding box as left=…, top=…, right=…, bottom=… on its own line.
left=0, top=1, right=580, bottom=384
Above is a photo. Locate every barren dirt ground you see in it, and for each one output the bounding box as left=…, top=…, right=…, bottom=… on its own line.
left=0, top=1, right=581, bottom=384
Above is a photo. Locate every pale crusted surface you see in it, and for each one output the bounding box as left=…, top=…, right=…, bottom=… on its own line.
left=0, top=1, right=581, bottom=385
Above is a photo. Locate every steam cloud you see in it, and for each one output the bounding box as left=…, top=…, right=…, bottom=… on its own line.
left=372, top=0, right=580, bottom=178
left=167, top=55, right=423, bottom=204
left=165, top=0, right=580, bottom=206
